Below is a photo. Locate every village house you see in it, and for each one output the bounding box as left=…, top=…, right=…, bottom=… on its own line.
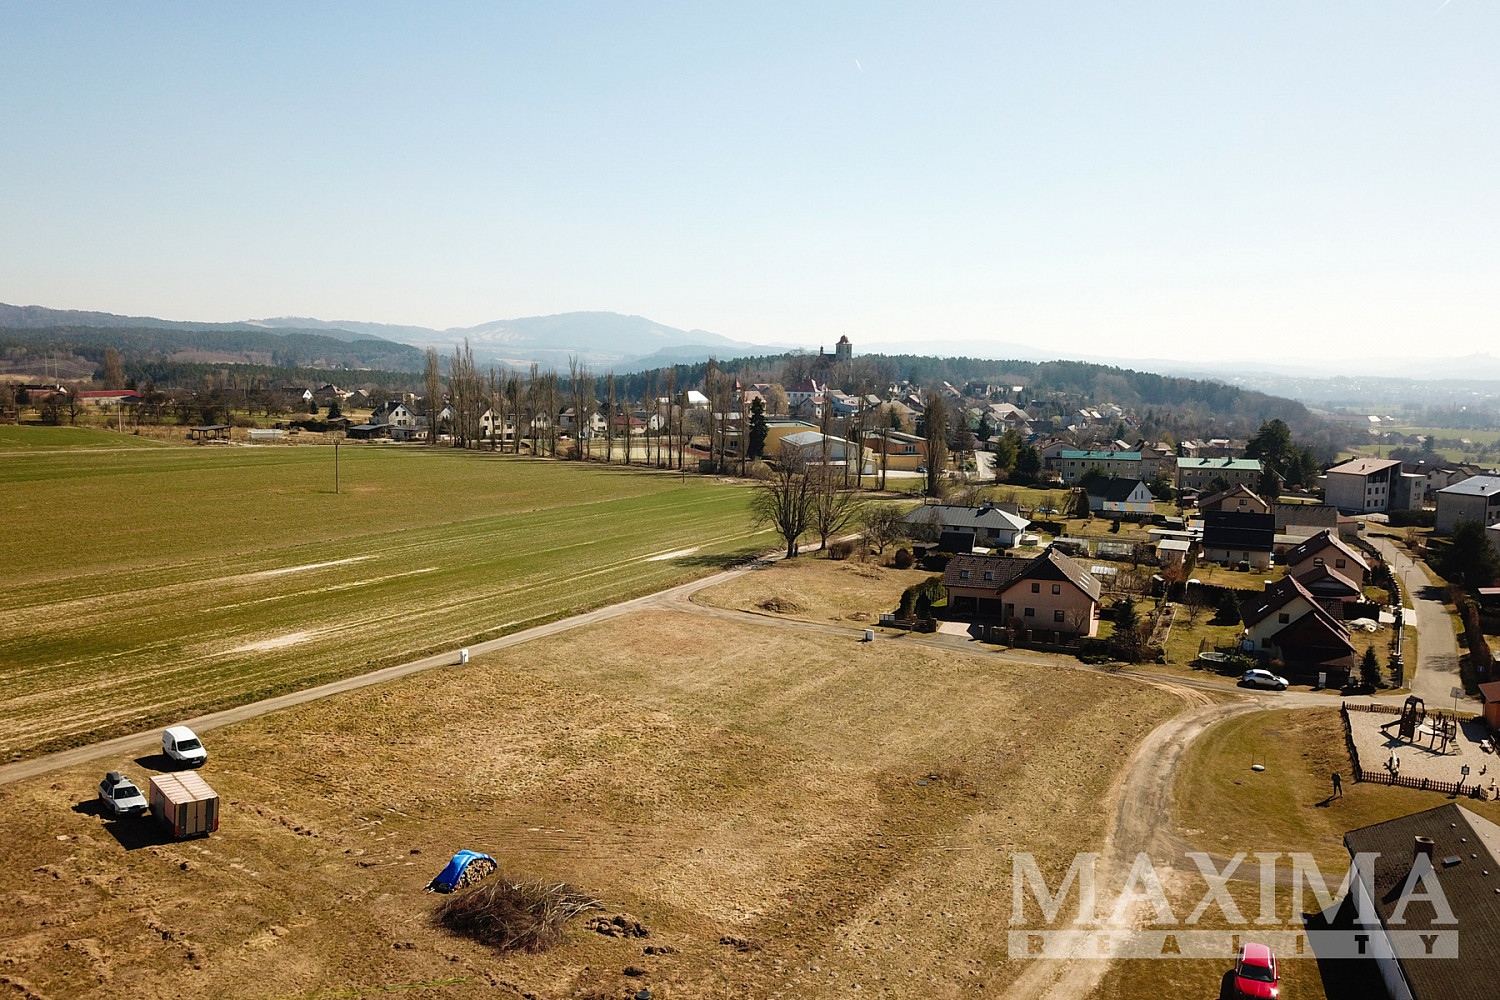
left=1200, top=510, right=1276, bottom=570
left=1198, top=484, right=1269, bottom=515
left=1271, top=500, right=1343, bottom=538
left=900, top=502, right=1031, bottom=550
left=942, top=546, right=1102, bottom=637
left=1085, top=478, right=1155, bottom=519
left=478, top=408, right=518, bottom=444
left=1239, top=574, right=1356, bottom=681
left=1435, top=475, right=1500, bottom=535
left=1282, top=529, right=1370, bottom=582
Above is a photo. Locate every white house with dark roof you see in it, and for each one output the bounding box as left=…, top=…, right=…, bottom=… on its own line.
left=900, top=502, right=1031, bottom=550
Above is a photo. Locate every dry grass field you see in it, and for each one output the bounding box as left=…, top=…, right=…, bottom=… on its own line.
left=692, top=553, right=937, bottom=627
left=0, top=610, right=1182, bottom=1000
left=0, top=441, right=768, bottom=760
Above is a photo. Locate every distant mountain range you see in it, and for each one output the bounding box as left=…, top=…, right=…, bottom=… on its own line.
left=241, top=311, right=776, bottom=370
left=0, top=303, right=780, bottom=371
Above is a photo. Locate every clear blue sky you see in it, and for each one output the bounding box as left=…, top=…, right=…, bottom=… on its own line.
left=1, top=2, right=1495, bottom=361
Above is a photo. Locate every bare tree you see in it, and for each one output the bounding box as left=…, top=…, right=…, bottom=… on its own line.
left=860, top=501, right=905, bottom=555
left=811, top=468, right=862, bottom=550
left=923, top=389, right=949, bottom=498
left=751, top=450, right=816, bottom=558
left=423, top=347, right=443, bottom=445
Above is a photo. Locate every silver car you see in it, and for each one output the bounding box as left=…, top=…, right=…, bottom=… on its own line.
left=1241, top=668, right=1289, bottom=691
left=98, top=771, right=149, bottom=817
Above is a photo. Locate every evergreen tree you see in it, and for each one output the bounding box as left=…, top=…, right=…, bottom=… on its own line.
left=747, top=397, right=768, bottom=459
left=1360, top=646, right=1381, bottom=690
left=1442, top=520, right=1500, bottom=589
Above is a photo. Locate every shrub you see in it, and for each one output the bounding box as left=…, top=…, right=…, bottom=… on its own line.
left=1387, top=508, right=1436, bottom=528
left=892, top=548, right=914, bottom=570
left=828, top=539, right=856, bottom=560
left=1214, top=590, right=1241, bottom=624
left=920, top=551, right=952, bottom=572
left=433, top=877, right=599, bottom=953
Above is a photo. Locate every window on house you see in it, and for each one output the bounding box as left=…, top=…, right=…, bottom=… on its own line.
left=1052, top=584, right=1061, bottom=595
left=1024, top=607, right=1035, bottom=617
left=959, top=569, right=970, bottom=580
left=1278, top=613, right=1290, bottom=624
left=983, top=571, right=993, bottom=581
left=1054, top=609, right=1065, bottom=622
left=1336, top=559, right=1346, bottom=569
left=1031, top=582, right=1040, bottom=593
left=1313, top=557, right=1324, bottom=566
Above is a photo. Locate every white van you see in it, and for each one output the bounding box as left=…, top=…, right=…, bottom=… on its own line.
left=162, top=725, right=208, bottom=767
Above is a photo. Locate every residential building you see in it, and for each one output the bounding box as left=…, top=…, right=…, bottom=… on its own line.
left=1201, top=510, right=1276, bottom=570
left=1323, top=457, right=1422, bottom=514
left=942, top=546, right=1102, bottom=636
left=784, top=379, right=823, bottom=409
left=1085, top=478, right=1156, bottom=518
left=478, top=408, right=517, bottom=444
left=1435, top=475, right=1500, bottom=535
left=1156, top=538, right=1192, bottom=566
left=1239, top=575, right=1356, bottom=680
left=900, top=502, right=1031, bottom=550
left=1132, top=440, right=1176, bottom=481
left=1271, top=501, right=1341, bottom=537
left=1282, top=530, right=1370, bottom=582
left=1341, top=803, right=1500, bottom=1000
left=1199, top=484, right=1269, bottom=515
left=1057, top=450, right=1142, bottom=484
left=369, top=401, right=420, bottom=430
left=1175, top=457, right=1263, bottom=492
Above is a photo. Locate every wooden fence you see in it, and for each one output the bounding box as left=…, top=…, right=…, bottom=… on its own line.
left=1341, top=702, right=1482, bottom=797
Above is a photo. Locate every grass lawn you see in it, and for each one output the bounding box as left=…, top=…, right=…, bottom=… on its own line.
left=0, top=446, right=773, bottom=759
left=0, top=424, right=171, bottom=449
left=1187, top=563, right=1287, bottom=590
left=0, top=609, right=1184, bottom=1000
left=693, top=550, right=937, bottom=626
left=1174, top=708, right=1500, bottom=872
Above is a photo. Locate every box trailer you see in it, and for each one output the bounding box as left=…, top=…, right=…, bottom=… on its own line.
left=148, top=772, right=219, bottom=839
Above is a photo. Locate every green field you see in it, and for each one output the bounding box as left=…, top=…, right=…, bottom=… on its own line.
left=0, top=437, right=768, bottom=760
left=0, top=424, right=169, bottom=450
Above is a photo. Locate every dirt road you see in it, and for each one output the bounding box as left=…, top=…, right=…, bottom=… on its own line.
left=0, top=562, right=763, bottom=787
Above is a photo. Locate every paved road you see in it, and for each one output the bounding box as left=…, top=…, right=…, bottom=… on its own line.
left=1368, top=535, right=1463, bottom=706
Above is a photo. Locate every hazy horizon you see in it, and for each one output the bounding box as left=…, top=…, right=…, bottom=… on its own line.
left=3, top=3, right=1496, bottom=363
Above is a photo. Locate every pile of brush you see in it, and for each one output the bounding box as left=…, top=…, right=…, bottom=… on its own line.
left=434, top=877, right=600, bottom=953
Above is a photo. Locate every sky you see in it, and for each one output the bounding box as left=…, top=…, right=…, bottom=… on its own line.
left=1, top=2, right=1496, bottom=362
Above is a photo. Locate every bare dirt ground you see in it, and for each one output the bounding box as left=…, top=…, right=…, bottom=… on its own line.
left=692, top=554, right=936, bottom=626
left=0, top=610, right=1182, bottom=1000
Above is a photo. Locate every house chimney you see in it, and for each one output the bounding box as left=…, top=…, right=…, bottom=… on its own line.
left=1414, top=836, right=1436, bottom=867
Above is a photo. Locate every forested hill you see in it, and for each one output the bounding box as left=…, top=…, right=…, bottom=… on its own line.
left=617, top=351, right=1332, bottom=447
left=0, top=325, right=426, bottom=373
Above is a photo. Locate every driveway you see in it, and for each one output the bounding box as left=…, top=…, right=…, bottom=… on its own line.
left=1368, top=535, right=1463, bottom=706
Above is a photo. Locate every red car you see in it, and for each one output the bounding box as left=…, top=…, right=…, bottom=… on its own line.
left=1232, top=942, right=1279, bottom=998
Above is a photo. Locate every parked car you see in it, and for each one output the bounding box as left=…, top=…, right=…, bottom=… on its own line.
left=162, top=725, right=208, bottom=767
left=1241, top=669, right=1289, bottom=691
left=97, top=771, right=149, bottom=817
left=1231, top=942, right=1279, bottom=998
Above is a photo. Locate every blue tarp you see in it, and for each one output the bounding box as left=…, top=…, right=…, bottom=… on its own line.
left=428, top=850, right=495, bottom=893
